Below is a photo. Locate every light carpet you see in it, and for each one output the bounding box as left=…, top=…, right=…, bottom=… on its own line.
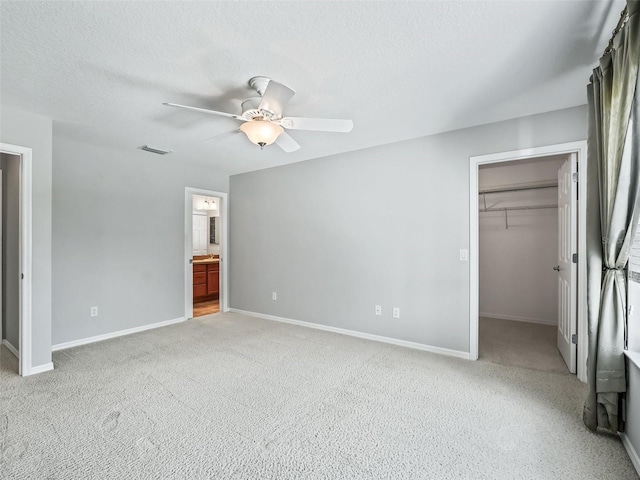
left=479, top=317, right=569, bottom=374
left=0, top=312, right=636, bottom=479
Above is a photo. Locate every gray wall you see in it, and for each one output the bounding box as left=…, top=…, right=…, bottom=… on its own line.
left=1, top=153, right=20, bottom=349
left=0, top=107, right=53, bottom=368
left=52, top=129, right=229, bottom=345
left=230, top=105, right=587, bottom=354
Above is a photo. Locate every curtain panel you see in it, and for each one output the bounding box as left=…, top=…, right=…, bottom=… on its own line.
left=584, top=0, right=640, bottom=433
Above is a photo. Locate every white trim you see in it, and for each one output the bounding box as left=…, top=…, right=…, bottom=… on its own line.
left=0, top=143, right=33, bottom=377
left=52, top=316, right=186, bottom=351
left=577, top=147, right=588, bottom=383
left=469, top=141, right=588, bottom=383
left=622, top=352, right=640, bottom=474
left=185, top=188, right=229, bottom=320
left=27, top=362, right=53, bottom=375
left=2, top=339, right=19, bottom=358
left=470, top=157, right=479, bottom=361
left=625, top=350, right=640, bottom=370
left=479, top=312, right=557, bottom=326
left=0, top=170, right=3, bottom=344
left=229, top=308, right=471, bottom=360
left=621, top=433, right=640, bottom=476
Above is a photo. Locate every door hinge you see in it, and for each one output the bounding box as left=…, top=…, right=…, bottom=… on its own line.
left=21, top=273, right=24, bottom=279
left=572, top=172, right=579, bottom=182
left=572, top=253, right=578, bottom=264
left=571, top=334, right=578, bottom=345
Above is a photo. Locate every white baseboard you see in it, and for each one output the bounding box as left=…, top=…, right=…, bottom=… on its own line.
left=25, top=362, right=54, bottom=376
left=3, top=340, right=53, bottom=376
left=2, top=339, right=19, bottom=358
left=479, top=312, right=557, bottom=326
left=621, top=433, right=640, bottom=476
left=52, top=316, right=186, bottom=351
left=229, top=308, right=470, bottom=360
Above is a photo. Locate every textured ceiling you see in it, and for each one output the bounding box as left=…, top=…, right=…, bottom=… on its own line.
left=0, top=1, right=625, bottom=175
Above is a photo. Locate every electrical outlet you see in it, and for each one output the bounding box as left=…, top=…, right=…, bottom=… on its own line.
left=393, top=307, right=400, bottom=318
left=90, top=306, right=98, bottom=317
left=375, top=305, right=382, bottom=316
left=272, top=292, right=277, bottom=301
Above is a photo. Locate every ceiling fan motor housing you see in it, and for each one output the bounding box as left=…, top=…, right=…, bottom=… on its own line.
left=241, top=97, right=269, bottom=121
left=248, top=76, right=271, bottom=97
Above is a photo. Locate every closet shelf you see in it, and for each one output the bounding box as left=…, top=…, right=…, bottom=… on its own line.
left=479, top=204, right=557, bottom=213
left=478, top=181, right=557, bottom=195
left=478, top=181, right=558, bottom=229
left=479, top=204, right=557, bottom=229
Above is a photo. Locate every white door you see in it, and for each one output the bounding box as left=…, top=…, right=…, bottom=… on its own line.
left=192, top=214, right=208, bottom=255
left=557, top=155, right=577, bottom=373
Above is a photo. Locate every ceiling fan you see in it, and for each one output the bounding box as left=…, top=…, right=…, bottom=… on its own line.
left=163, top=76, right=353, bottom=152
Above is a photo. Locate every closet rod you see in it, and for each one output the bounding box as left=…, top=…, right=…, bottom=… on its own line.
left=480, top=204, right=557, bottom=229
left=479, top=182, right=557, bottom=195
left=479, top=204, right=557, bottom=213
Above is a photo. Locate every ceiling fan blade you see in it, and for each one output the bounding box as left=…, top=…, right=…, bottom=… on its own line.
left=258, top=80, right=296, bottom=116
left=279, top=117, right=353, bottom=133
left=275, top=132, right=301, bottom=153
left=163, top=102, right=243, bottom=120
left=202, top=129, right=240, bottom=143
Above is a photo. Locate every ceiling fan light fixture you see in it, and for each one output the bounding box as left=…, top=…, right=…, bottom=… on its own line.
left=240, top=120, right=283, bottom=148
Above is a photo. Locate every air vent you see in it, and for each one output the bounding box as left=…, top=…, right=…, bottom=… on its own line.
left=139, top=145, right=172, bottom=155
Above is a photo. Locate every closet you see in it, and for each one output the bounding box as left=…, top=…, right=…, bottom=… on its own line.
left=478, top=155, right=569, bottom=372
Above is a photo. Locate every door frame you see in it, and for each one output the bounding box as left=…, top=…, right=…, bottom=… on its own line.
left=0, top=143, right=33, bottom=377
left=184, top=187, right=229, bottom=319
left=469, top=141, right=587, bottom=382
left=0, top=170, right=3, bottom=344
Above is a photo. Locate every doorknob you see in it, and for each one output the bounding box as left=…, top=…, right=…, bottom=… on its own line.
left=553, top=265, right=560, bottom=271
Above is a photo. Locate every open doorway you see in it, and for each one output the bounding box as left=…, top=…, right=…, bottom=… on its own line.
left=1, top=156, right=20, bottom=375
left=184, top=187, right=228, bottom=320
left=469, top=141, right=588, bottom=382
left=192, top=194, right=221, bottom=317
left=477, top=155, right=569, bottom=373
left=1, top=154, right=20, bottom=370
left=0, top=143, right=34, bottom=377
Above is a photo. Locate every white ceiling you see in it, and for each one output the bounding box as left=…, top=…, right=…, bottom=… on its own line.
left=0, top=1, right=625, bottom=175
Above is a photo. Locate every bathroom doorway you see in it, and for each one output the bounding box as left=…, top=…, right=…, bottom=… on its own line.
left=184, top=188, right=228, bottom=320
left=192, top=194, right=221, bottom=317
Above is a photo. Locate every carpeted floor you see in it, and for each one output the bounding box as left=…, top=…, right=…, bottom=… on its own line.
left=479, top=317, right=569, bottom=374
left=0, top=312, right=636, bottom=479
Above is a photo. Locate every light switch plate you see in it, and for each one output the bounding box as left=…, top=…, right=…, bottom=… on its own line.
left=459, top=249, right=468, bottom=261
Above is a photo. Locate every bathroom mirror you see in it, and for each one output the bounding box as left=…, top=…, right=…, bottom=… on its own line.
left=209, top=217, right=217, bottom=244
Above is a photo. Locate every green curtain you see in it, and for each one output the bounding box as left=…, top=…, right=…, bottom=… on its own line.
left=584, top=0, right=640, bottom=433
